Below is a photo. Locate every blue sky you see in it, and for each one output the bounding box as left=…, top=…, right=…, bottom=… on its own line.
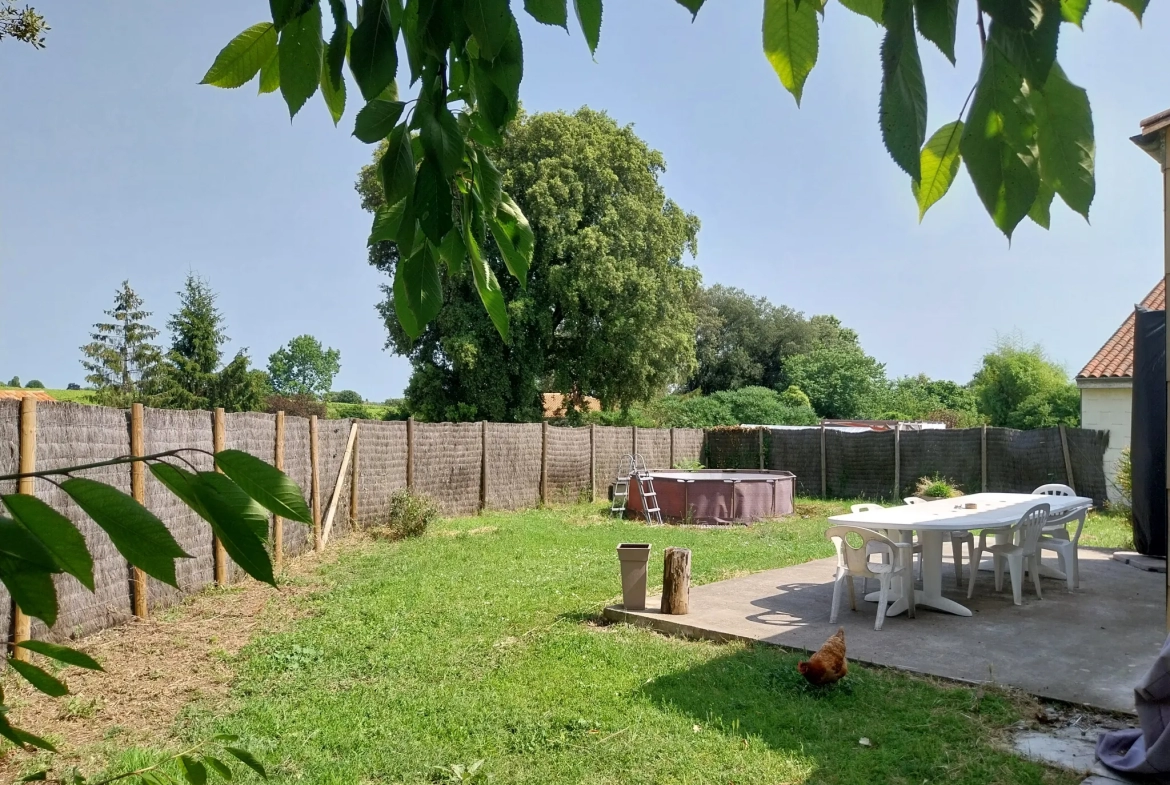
left=1, top=2, right=1166, bottom=400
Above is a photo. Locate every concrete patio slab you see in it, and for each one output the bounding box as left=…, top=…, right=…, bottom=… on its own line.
left=604, top=548, right=1164, bottom=713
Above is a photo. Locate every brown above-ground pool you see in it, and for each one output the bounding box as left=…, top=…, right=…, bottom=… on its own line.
left=625, top=469, right=796, bottom=524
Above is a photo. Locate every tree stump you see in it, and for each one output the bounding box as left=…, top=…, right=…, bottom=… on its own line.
left=661, top=547, right=691, bottom=615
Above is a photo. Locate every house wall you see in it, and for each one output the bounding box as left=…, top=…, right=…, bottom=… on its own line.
left=1080, top=383, right=1132, bottom=502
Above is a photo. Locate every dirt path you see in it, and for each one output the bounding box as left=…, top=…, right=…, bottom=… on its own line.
left=0, top=543, right=349, bottom=781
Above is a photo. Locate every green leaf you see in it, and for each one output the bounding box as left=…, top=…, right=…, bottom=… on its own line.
left=16, top=641, right=102, bottom=671
left=1029, top=179, right=1054, bottom=228
left=960, top=42, right=1040, bottom=239
left=351, top=0, right=399, bottom=100
left=838, top=0, right=882, bottom=23
left=140, top=773, right=167, bottom=785
left=380, top=123, right=416, bottom=210
left=259, top=49, right=281, bottom=94
left=270, top=0, right=312, bottom=30
left=465, top=0, right=513, bottom=61
left=225, top=748, right=268, bottom=780
left=0, top=516, right=61, bottom=573
left=149, top=463, right=210, bottom=521
left=1060, top=0, right=1090, bottom=25
left=1106, top=0, right=1147, bottom=21
left=370, top=197, right=409, bottom=244
left=214, top=449, right=313, bottom=524
left=7, top=659, right=67, bottom=697
left=470, top=16, right=523, bottom=130
left=60, top=478, right=189, bottom=588
left=1033, top=63, right=1094, bottom=219
left=991, top=7, right=1059, bottom=87
left=353, top=99, right=405, bottom=143
left=415, top=159, right=453, bottom=245
left=674, top=0, right=705, bottom=19
left=762, top=0, right=819, bottom=106
left=180, top=755, right=208, bottom=785
left=418, top=100, right=466, bottom=179
left=465, top=228, right=510, bottom=341
left=474, top=152, right=503, bottom=215
left=490, top=194, right=534, bottom=284
left=393, top=257, right=422, bottom=338
left=2, top=495, right=93, bottom=589
left=0, top=559, right=57, bottom=626
left=278, top=0, right=323, bottom=118
left=201, top=23, right=278, bottom=89
left=981, top=0, right=1044, bottom=28
left=9, top=656, right=63, bottom=698
left=914, top=0, right=958, bottom=63
left=0, top=713, right=56, bottom=752
left=913, top=121, right=964, bottom=221
left=17, top=771, right=49, bottom=782
left=525, top=0, right=568, bottom=27
left=320, top=57, right=346, bottom=124
left=191, top=472, right=273, bottom=582
left=320, top=0, right=349, bottom=124
left=880, top=0, right=927, bottom=180
left=204, top=756, right=234, bottom=780
left=437, top=228, right=466, bottom=275
left=397, top=244, right=444, bottom=336
left=573, top=0, right=602, bottom=54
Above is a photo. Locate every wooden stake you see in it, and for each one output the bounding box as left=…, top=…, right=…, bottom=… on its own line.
left=350, top=421, right=360, bottom=526
left=406, top=416, right=415, bottom=489
left=540, top=421, right=549, bottom=505
left=130, top=403, right=148, bottom=618
left=321, top=422, right=358, bottom=547
left=981, top=424, right=988, bottom=493
left=213, top=408, right=228, bottom=585
left=480, top=421, right=488, bottom=511
left=273, top=411, right=285, bottom=570
left=819, top=424, right=827, bottom=498
left=660, top=547, right=691, bottom=615
left=1059, top=424, right=1075, bottom=490
left=589, top=423, right=596, bottom=503
left=13, top=397, right=36, bottom=660
left=893, top=422, right=901, bottom=499
left=310, top=414, right=321, bottom=552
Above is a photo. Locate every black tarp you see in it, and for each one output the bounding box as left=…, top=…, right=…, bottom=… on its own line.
left=1132, top=306, right=1166, bottom=557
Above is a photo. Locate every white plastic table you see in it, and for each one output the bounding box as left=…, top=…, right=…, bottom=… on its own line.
left=827, top=492, right=1093, bottom=617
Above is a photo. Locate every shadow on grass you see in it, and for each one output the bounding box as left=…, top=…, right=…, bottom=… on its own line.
left=638, top=643, right=1055, bottom=785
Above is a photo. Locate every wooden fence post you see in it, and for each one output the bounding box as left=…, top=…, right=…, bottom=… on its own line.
left=893, top=422, right=901, bottom=499
left=660, top=547, right=691, bottom=615
left=406, top=416, right=415, bottom=489
left=213, top=407, right=228, bottom=585
left=350, top=420, right=359, bottom=526
left=981, top=425, right=988, bottom=493
left=309, top=414, right=322, bottom=552
left=480, top=421, right=488, bottom=511
left=1059, top=424, right=1075, bottom=489
left=631, top=425, right=638, bottom=458
left=540, top=421, right=549, bottom=505
left=669, top=427, right=675, bottom=469
left=819, top=423, right=827, bottom=498
left=757, top=427, right=765, bottom=470
left=13, top=397, right=36, bottom=660
left=320, top=422, right=358, bottom=547
left=273, top=411, right=285, bottom=570
left=130, top=403, right=148, bottom=618
left=589, top=423, right=596, bottom=503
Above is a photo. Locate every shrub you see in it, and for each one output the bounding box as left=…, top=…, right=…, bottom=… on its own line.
left=24, top=379, right=44, bottom=388
left=265, top=393, right=327, bottom=419
left=777, top=385, right=812, bottom=409
left=328, top=389, right=364, bottom=404
left=66, top=382, right=81, bottom=390
left=915, top=474, right=961, bottom=499
left=1115, top=446, right=1132, bottom=505
left=333, top=403, right=376, bottom=420
left=377, top=489, right=439, bottom=541
left=673, top=458, right=704, bottom=470
left=382, top=402, right=410, bottom=421
left=922, top=408, right=983, bottom=429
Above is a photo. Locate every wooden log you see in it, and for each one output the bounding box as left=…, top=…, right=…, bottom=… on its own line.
left=321, top=422, right=358, bottom=547
left=213, top=407, right=228, bottom=585
left=310, top=414, right=322, bottom=551
left=13, top=397, right=36, bottom=660
left=273, top=411, right=285, bottom=570
left=660, top=547, right=691, bottom=615
left=130, top=403, right=148, bottom=618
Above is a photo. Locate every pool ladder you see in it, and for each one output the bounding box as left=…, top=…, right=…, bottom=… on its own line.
left=610, top=453, right=663, bottom=524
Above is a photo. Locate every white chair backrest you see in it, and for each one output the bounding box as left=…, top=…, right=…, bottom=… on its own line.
left=1015, top=503, right=1050, bottom=553
left=1034, top=483, right=1075, bottom=497
left=826, top=525, right=897, bottom=577
left=903, top=497, right=922, bottom=505
left=851, top=503, right=884, bottom=514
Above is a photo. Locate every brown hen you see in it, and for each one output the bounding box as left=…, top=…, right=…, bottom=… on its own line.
left=797, top=627, right=847, bottom=686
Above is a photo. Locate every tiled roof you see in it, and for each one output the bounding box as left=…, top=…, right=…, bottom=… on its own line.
left=1077, top=279, right=1166, bottom=379
left=0, top=390, right=56, bottom=402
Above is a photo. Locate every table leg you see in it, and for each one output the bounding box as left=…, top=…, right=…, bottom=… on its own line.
left=865, top=530, right=972, bottom=617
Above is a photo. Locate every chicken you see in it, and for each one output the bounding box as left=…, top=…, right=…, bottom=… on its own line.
left=797, top=627, right=847, bottom=686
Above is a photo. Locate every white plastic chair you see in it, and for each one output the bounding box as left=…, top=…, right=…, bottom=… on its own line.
left=827, top=525, right=915, bottom=630
left=967, top=503, right=1050, bottom=606
left=905, top=497, right=972, bottom=587
left=851, top=503, right=890, bottom=591
left=1032, top=483, right=1087, bottom=589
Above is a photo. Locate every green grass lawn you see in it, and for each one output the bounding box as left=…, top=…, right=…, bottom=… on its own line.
left=98, top=501, right=1075, bottom=785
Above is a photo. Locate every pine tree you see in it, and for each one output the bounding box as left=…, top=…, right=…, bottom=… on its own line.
left=80, top=281, right=163, bottom=408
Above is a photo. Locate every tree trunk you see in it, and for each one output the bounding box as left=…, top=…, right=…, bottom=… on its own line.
left=660, top=547, right=691, bottom=615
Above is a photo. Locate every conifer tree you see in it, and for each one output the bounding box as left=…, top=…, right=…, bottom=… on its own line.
left=79, top=281, right=162, bottom=408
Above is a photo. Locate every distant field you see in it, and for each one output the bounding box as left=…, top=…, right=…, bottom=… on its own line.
left=0, top=386, right=96, bottom=404
left=325, top=401, right=395, bottom=420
